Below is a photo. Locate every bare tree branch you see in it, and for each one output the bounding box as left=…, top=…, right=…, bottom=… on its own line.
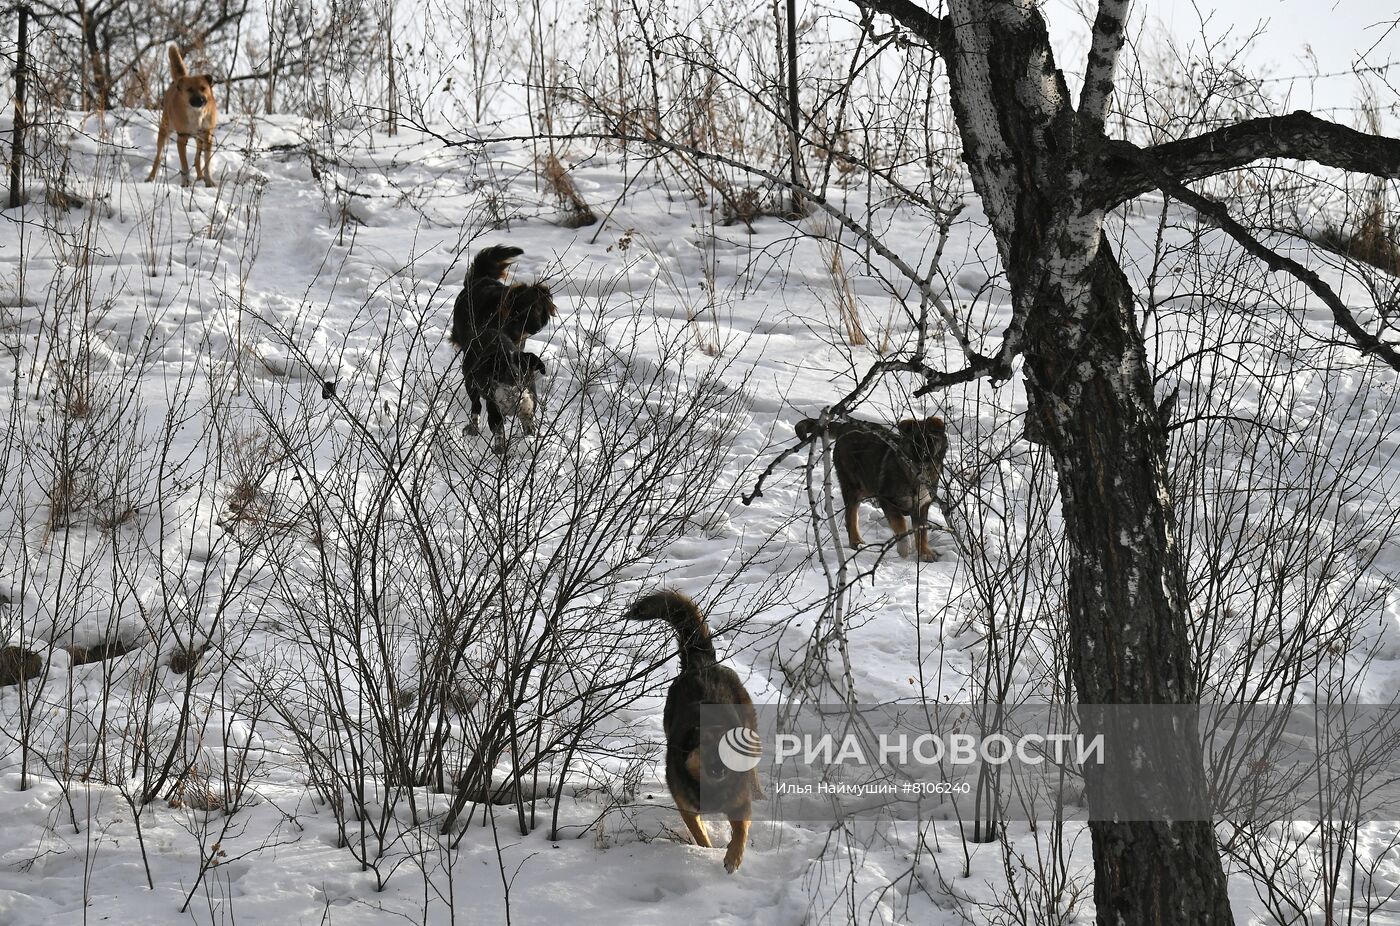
left=1077, top=0, right=1131, bottom=136
left=1092, top=111, right=1400, bottom=210
left=847, top=0, right=947, bottom=46
left=1140, top=162, right=1400, bottom=373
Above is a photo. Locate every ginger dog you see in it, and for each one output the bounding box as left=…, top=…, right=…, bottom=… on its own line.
left=146, top=46, right=217, bottom=188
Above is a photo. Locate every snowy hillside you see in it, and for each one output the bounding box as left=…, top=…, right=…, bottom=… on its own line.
left=0, top=100, right=1396, bottom=926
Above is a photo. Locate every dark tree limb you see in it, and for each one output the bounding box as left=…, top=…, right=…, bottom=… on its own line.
left=1092, top=111, right=1400, bottom=210
left=1145, top=166, right=1400, bottom=373
left=846, top=0, right=947, bottom=45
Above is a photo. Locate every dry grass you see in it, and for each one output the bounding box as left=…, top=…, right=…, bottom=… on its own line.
left=1315, top=193, right=1400, bottom=277
left=46, top=468, right=80, bottom=529
left=93, top=499, right=138, bottom=532
left=817, top=235, right=866, bottom=346
left=168, top=763, right=231, bottom=813
left=168, top=642, right=210, bottom=676
left=221, top=427, right=286, bottom=528
left=720, top=187, right=768, bottom=228
left=541, top=153, right=598, bottom=228
left=1313, top=100, right=1400, bottom=276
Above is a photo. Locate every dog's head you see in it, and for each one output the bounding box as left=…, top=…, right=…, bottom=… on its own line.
left=897, top=415, right=949, bottom=463
left=501, top=283, right=557, bottom=337
left=176, top=74, right=215, bottom=110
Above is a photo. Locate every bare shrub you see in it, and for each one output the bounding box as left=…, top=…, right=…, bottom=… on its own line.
left=217, top=426, right=287, bottom=532
left=225, top=266, right=788, bottom=891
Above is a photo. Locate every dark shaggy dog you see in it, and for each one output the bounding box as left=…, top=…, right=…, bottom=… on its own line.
left=796, top=415, right=949, bottom=561
left=626, top=590, right=761, bottom=874
left=461, top=329, right=546, bottom=451
left=450, top=246, right=556, bottom=446
left=450, top=245, right=556, bottom=350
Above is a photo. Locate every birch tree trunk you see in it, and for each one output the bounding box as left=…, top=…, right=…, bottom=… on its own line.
left=937, top=6, right=1231, bottom=921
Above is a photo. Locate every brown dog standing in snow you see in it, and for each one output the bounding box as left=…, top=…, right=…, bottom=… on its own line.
left=796, top=415, right=949, bottom=561
left=626, top=590, right=762, bottom=873
left=146, top=46, right=217, bottom=188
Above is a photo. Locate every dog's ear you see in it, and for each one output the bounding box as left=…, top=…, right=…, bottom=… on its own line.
left=200, top=75, right=215, bottom=89
left=897, top=419, right=919, bottom=439
left=517, top=285, right=553, bottom=315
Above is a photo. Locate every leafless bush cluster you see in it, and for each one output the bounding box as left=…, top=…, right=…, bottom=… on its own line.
left=1131, top=197, right=1400, bottom=924
left=177, top=270, right=789, bottom=891
left=0, top=143, right=281, bottom=911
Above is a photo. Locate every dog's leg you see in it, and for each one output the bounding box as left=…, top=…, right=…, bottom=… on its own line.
left=887, top=511, right=913, bottom=558
left=915, top=504, right=938, bottom=562
left=197, top=131, right=215, bottom=187
left=836, top=472, right=865, bottom=549
left=176, top=134, right=192, bottom=187
left=843, top=504, right=865, bottom=549
left=679, top=811, right=712, bottom=848
left=723, top=818, right=750, bottom=873
left=485, top=398, right=507, bottom=454
left=146, top=122, right=170, bottom=181
left=463, top=387, right=482, bottom=435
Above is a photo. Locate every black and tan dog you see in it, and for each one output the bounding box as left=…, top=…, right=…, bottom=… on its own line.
left=796, top=415, right=949, bottom=561
left=146, top=46, right=217, bottom=188
left=450, top=245, right=555, bottom=350
left=627, top=590, right=761, bottom=873
left=461, top=328, right=546, bottom=451
left=450, top=245, right=555, bottom=446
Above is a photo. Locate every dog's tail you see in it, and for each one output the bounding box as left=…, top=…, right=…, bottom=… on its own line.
left=168, top=45, right=187, bottom=79
left=625, top=590, right=716, bottom=671
left=469, top=245, right=525, bottom=284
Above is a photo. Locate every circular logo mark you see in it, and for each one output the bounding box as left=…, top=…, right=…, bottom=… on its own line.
left=718, top=726, right=763, bottom=772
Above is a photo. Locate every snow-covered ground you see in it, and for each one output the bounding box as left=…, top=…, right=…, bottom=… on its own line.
left=0, top=108, right=1396, bottom=925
